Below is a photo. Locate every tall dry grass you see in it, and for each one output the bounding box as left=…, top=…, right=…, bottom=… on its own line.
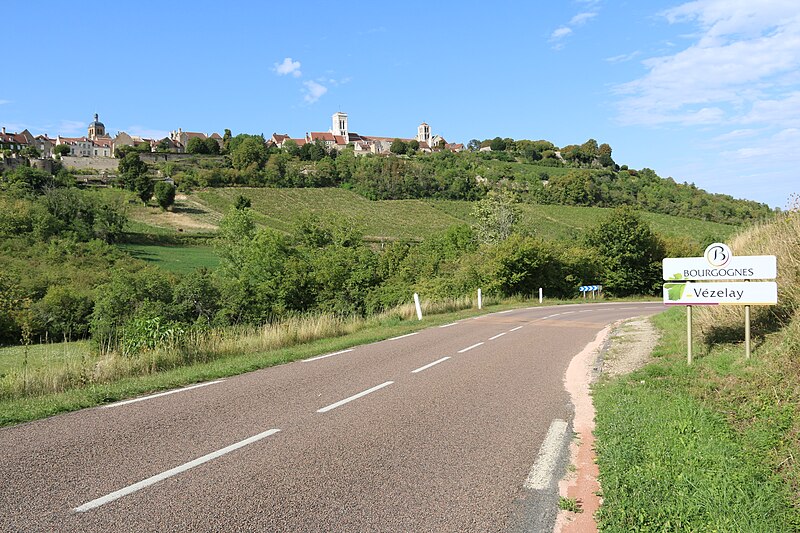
left=696, top=205, right=800, bottom=343
left=0, top=295, right=486, bottom=400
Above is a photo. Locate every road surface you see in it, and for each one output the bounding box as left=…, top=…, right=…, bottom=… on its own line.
left=0, top=302, right=662, bottom=532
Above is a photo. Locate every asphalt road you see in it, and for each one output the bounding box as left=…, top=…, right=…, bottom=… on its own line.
left=0, top=302, right=663, bottom=532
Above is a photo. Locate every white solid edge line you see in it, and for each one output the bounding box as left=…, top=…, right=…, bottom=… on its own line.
left=509, top=326, right=524, bottom=332
left=317, top=381, right=394, bottom=413
left=489, top=332, right=507, bottom=341
left=411, top=356, right=451, bottom=374
left=303, top=349, right=354, bottom=363
left=389, top=332, right=420, bottom=341
left=561, top=311, right=575, bottom=315
left=524, top=419, right=568, bottom=490
left=497, top=310, right=513, bottom=314
left=73, top=428, right=281, bottom=512
left=439, top=322, right=459, bottom=328
left=102, top=380, right=225, bottom=408
left=458, top=342, right=484, bottom=353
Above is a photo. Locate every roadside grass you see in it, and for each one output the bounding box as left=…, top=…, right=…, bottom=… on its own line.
left=0, top=341, right=91, bottom=374
left=116, top=243, right=219, bottom=274
left=594, top=307, right=800, bottom=531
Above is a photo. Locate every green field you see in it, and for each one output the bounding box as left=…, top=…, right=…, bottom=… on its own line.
left=117, top=243, right=220, bottom=274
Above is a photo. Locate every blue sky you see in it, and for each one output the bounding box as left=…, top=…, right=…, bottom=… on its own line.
left=3, top=1, right=798, bottom=208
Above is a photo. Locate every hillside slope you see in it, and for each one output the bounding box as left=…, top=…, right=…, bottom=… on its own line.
left=163, top=187, right=737, bottom=243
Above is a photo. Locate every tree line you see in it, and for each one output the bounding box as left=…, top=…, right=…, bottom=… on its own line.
left=146, top=133, right=773, bottom=225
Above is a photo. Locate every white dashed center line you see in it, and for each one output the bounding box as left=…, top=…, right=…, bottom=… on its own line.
left=411, top=357, right=451, bottom=374
left=74, top=428, right=281, bottom=512
left=509, top=326, right=524, bottom=332
left=317, top=381, right=394, bottom=413
left=303, top=349, right=354, bottom=363
left=489, top=332, right=507, bottom=341
left=389, top=332, right=419, bottom=341
left=458, top=342, right=484, bottom=353
left=102, top=380, right=225, bottom=408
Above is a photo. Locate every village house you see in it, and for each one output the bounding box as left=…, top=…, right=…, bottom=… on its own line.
left=168, top=128, right=224, bottom=152
left=0, top=127, right=34, bottom=153
left=270, top=112, right=455, bottom=156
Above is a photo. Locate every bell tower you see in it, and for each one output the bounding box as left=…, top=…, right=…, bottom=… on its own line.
left=417, top=122, right=431, bottom=144
left=331, top=111, right=348, bottom=142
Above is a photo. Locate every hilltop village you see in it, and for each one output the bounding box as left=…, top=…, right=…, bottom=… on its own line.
left=0, top=112, right=464, bottom=160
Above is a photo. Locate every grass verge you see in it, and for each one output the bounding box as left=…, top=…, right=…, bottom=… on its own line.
left=594, top=307, right=800, bottom=531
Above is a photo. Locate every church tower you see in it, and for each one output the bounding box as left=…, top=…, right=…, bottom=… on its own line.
left=331, top=112, right=348, bottom=143
left=417, top=122, right=431, bottom=144
left=88, top=113, right=106, bottom=140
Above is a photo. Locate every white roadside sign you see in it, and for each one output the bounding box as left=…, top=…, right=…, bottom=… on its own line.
left=663, top=242, right=776, bottom=281
left=663, top=256, right=776, bottom=281
left=663, top=281, right=778, bottom=306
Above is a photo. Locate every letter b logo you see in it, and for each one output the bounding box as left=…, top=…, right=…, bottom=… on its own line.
left=705, top=243, right=731, bottom=267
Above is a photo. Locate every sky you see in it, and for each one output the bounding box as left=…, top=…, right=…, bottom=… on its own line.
left=2, top=1, right=798, bottom=209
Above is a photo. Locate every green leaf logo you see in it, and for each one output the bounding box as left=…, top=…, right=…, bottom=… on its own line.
left=665, top=282, right=687, bottom=301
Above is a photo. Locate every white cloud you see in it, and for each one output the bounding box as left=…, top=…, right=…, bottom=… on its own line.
left=551, top=27, right=573, bottom=40
left=570, top=12, right=597, bottom=26
left=615, top=2, right=800, bottom=126
left=275, top=57, right=302, bottom=78
left=605, top=51, right=640, bottom=63
left=711, top=128, right=760, bottom=142
left=550, top=4, right=600, bottom=49
left=303, top=81, right=327, bottom=104
left=0, top=99, right=10, bottom=105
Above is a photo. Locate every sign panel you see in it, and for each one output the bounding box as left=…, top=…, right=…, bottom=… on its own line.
left=663, top=243, right=776, bottom=281
left=663, top=281, right=778, bottom=306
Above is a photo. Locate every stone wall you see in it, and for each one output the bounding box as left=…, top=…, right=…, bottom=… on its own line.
left=61, top=156, right=119, bottom=172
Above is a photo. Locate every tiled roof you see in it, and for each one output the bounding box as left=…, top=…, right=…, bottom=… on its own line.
left=0, top=131, right=30, bottom=144
left=309, top=132, right=334, bottom=141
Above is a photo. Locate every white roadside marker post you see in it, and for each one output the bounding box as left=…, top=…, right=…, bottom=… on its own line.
left=687, top=305, right=693, bottom=365
left=539, top=287, right=543, bottom=304
left=413, top=293, right=423, bottom=321
left=478, top=288, right=482, bottom=310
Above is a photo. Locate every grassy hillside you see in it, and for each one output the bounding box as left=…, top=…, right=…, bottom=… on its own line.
left=120, top=187, right=737, bottom=272
left=185, top=187, right=736, bottom=242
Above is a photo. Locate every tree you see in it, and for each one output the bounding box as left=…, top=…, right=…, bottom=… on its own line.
left=154, top=181, right=176, bottom=210
left=20, top=146, right=41, bottom=159
left=222, top=129, right=232, bottom=153
left=229, top=194, right=249, bottom=210
left=583, top=207, right=665, bottom=296
left=54, top=144, right=71, bottom=157
left=598, top=143, right=614, bottom=167
left=230, top=136, right=268, bottom=170
left=204, top=137, right=221, bottom=155
left=390, top=139, right=408, bottom=155
left=117, top=152, right=153, bottom=203
left=467, top=139, right=481, bottom=152
left=489, top=137, right=506, bottom=151
left=471, top=191, right=520, bottom=244
left=408, top=139, right=420, bottom=151
left=185, top=137, right=209, bottom=154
